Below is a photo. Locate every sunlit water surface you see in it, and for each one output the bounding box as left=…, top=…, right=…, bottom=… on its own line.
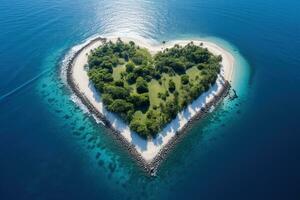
left=0, top=0, right=299, bottom=199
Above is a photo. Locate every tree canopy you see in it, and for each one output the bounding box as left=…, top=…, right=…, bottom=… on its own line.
left=87, top=39, right=221, bottom=138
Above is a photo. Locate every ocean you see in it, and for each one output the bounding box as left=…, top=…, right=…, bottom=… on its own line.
left=0, top=0, right=300, bottom=199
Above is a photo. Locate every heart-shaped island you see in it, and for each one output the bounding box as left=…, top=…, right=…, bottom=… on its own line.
left=67, top=36, right=234, bottom=173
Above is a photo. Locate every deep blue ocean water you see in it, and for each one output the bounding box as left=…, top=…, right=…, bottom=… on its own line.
left=1, top=0, right=300, bottom=199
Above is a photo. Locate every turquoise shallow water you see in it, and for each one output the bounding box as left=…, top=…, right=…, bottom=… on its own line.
left=0, top=0, right=300, bottom=199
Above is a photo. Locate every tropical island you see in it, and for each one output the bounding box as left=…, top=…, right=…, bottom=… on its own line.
left=67, top=36, right=234, bottom=169
left=87, top=39, right=222, bottom=137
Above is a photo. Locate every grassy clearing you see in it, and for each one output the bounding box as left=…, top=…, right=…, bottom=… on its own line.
left=111, top=66, right=204, bottom=119
left=88, top=40, right=221, bottom=137
left=112, top=65, right=125, bottom=80
left=186, top=66, right=202, bottom=81
left=148, top=79, right=166, bottom=107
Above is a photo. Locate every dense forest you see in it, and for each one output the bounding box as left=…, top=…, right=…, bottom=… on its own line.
left=87, top=39, right=222, bottom=138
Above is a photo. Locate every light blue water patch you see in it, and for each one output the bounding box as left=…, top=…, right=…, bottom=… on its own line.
left=35, top=33, right=251, bottom=199
left=35, top=47, right=136, bottom=196
left=1, top=0, right=299, bottom=199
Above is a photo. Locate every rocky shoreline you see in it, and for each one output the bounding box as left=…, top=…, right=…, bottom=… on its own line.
left=148, top=80, right=231, bottom=175
left=65, top=37, right=231, bottom=176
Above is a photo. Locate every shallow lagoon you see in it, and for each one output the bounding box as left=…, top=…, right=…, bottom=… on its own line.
left=0, top=0, right=299, bottom=199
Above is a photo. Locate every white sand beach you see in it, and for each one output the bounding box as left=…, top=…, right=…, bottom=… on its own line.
left=71, top=36, right=235, bottom=162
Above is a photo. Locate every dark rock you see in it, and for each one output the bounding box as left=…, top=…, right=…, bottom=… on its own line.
left=65, top=37, right=232, bottom=176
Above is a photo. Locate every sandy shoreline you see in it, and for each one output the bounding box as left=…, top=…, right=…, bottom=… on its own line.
left=66, top=36, right=234, bottom=174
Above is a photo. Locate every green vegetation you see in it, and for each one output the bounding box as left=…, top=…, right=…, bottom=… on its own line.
left=88, top=39, right=221, bottom=138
